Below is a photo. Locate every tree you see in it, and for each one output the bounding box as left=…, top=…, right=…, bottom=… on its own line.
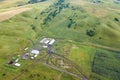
left=28, top=0, right=38, bottom=3
left=114, top=18, right=119, bottom=22
left=86, top=29, right=96, bottom=37
left=31, top=25, right=36, bottom=30
left=28, top=0, right=46, bottom=3
left=2, top=73, right=6, bottom=76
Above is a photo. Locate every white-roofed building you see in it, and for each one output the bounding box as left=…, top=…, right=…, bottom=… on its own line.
left=40, top=38, right=47, bottom=43
left=15, top=59, right=19, bottom=63
left=40, top=38, right=55, bottom=45
left=31, top=57, right=34, bottom=59
left=40, top=38, right=55, bottom=48
left=34, top=54, right=38, bottom=58
left=49, top=39, right=55, bottom=45
left=44, top=40, right=50, bottom=44
left=14, top=63, right=21, bottom=67
left=31, top=50, right=39, bottom=55
left=24, top=47, right=28, bottom=51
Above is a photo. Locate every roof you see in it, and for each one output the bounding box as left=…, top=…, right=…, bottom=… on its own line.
left=44, top=40, right=50, bottom=44
left=40, top=38, right=55, bottom=45
left=34, top=55, right=38, bottom=58
left=24, top=47, right=28, bottom=50
left=40, top=38, right=47, bottom=43
left=49, top=39, right=55, bottom=45
left=40, top=38, right=50, bottom=44
left=14, top=63, right=21, bottom=67
left=31, top=57, right=34, bottom=59
left=31, top=50, right=39, bottom=55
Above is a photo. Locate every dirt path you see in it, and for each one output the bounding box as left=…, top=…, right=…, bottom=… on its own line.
left=80, top=42, right=120, bottom=52
left=0, top=7, right=31, bottom=22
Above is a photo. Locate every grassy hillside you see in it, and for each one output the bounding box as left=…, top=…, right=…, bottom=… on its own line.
left=32, top=0, right=120, bottom=80
left=0, top=0, right=120, bottom=80
left=0, top=0, right=28, bottom=10
left=90, top=49, right=120, bottom=80
left=32, top=0, right=120, bottom=49
left=0, top=0, right=79, bottom=80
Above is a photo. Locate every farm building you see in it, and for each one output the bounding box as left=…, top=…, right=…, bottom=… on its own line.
left=14, top=63, right=21, bottom=67
left=49, top=39, right=55, bottom=45
left=31, top=57, right=34, bottom=59
left=15, top=59, right=19, bottom=63
left=40, top=38, right=49, bottom=44
left=114, top=0, right=120, bottom=3
left=30, top=50, right=40, bottom=59
left=31, top=50, right=39, bottom=55
left=40, top=38, right=55, bottom=48
left=40, top=38, right=47, bottom=43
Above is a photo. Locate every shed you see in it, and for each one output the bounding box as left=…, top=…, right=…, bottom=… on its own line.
left=34, top=54, right=38, bottom=58
left=31, top=57, right=34, bottom=59
left=15, top=59, right=19, bottom=63
left=14, top=63, right=21, bottom=67
left=31, top=50, right=39, bottom=55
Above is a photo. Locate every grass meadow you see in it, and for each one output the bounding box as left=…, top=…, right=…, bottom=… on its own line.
left=0, top=0, right=120, bottom=80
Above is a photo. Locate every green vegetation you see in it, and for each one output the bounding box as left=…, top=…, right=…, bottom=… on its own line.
left=32, top=0, right=120, bottom=79
left=35, top=0, right=120, bottom=48
left=91, top=49, right=120, bottom=80
left=68, top=44, right=96, bottom=77
left=1, top=0, right=78, bottom=80
left=0, top=0, right=28, bottom=9
left=90, top=0, right=103, bottom=3
left=86, top=29, right=96, bottom=37
left=0, top=0, right=120, bottom=80
left=28, top=0, right=47, bottom=4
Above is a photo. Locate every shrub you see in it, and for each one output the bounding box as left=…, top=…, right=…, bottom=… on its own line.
left=86, top=29, right=96, bottom=37
left=114, top=18, right=119, bottom=22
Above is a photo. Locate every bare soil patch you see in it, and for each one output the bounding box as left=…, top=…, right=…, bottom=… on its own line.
left=0, top=7, right=31, bottom=22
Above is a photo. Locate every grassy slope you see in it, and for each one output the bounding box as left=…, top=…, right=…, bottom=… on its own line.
left=0, top=0, right=79, bottom=80
left=32, top=0, right=120, bottom=80
left=68, top=44, right=96, bottom=77
left=90, top=49, right=120, bottom=80
left=66, top=0, right=120, bottom=80
left=0, top=0, right=120, bottom=80
left=0, top=0, right=28, bottom=10
left=67, top=0, right=120, bottom=48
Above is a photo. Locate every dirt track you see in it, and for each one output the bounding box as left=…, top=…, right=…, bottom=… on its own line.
left=0, top=7, right=31, bottom=22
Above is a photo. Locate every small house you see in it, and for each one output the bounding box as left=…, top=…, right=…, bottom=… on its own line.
left=30, top=57, right=34, bottom=59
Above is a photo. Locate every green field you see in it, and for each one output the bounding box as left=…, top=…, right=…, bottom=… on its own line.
left=0, top=0, right=120, bottom=80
